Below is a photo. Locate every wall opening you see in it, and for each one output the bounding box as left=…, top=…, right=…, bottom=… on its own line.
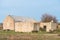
left=33, top=23, right=39, bottom=32
left=43, top=25, right=46, bottom=31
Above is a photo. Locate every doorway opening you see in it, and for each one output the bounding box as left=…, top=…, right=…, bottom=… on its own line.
left=43, top=25, right=46, bottom=31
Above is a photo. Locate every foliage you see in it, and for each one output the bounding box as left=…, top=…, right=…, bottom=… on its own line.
left=41, top=13, right=57, bottom=23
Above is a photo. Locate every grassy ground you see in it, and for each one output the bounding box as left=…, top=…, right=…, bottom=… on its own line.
left=0, top=30, right=57, bottom=35
left=0, top=29, right=60, bottom=40
left=0, top=28, right=60, bottom=35
left=0, top=33, right=60, bottom=40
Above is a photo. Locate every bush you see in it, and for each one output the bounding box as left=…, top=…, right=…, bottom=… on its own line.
left=32, top=30, right=38, bottom=33
left=3, top=30, right=6, bottom=31
left=39, top=28, right=46, bottom=31
left=48, top=30, right=53, bottom=33
left=3, top=29, right=10, bottom=31
left=7, top=29, right=10, bottom=31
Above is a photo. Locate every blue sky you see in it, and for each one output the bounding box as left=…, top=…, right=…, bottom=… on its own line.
left=0, top=0, right=60, bottom=22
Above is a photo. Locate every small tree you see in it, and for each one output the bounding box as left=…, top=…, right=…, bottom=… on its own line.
left=41, top=13, right=57, bottom=23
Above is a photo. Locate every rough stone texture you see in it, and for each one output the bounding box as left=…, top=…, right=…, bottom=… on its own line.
left=3, top=15, right=57, bottom=32
left=3, top=15, right=39, bottom=32
left=40, top=22, right=57, bottom=32
left=57, top=24, right=60, bottom=29
left=15, top=22, right=35, bottom=32
left=3, top=16, right=15, bottom=30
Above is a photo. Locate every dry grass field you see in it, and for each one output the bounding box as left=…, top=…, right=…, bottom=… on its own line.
left=0, top=34, right=60, bottom=40
left=0, top=30, right=60, bottom=40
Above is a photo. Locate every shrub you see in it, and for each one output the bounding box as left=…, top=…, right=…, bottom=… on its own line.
left=39, top=28, right=46, bottom=31
left=32, top=30, right=38, bottom=33
left=49, top=30, right=53, bottom=33
left=7, top=29, right=10, bottom=31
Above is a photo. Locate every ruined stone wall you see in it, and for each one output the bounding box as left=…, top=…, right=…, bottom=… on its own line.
left=15, top=22, right=34, bottom=32
left=3, top=16, right=15, bottom=30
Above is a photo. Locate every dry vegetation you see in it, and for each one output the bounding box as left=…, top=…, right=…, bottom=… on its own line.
left=0, top=34, right=60, bottom=40
left=0, top=30, right=60, bottom=40
left=41, top=13, right=57, bottom=23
